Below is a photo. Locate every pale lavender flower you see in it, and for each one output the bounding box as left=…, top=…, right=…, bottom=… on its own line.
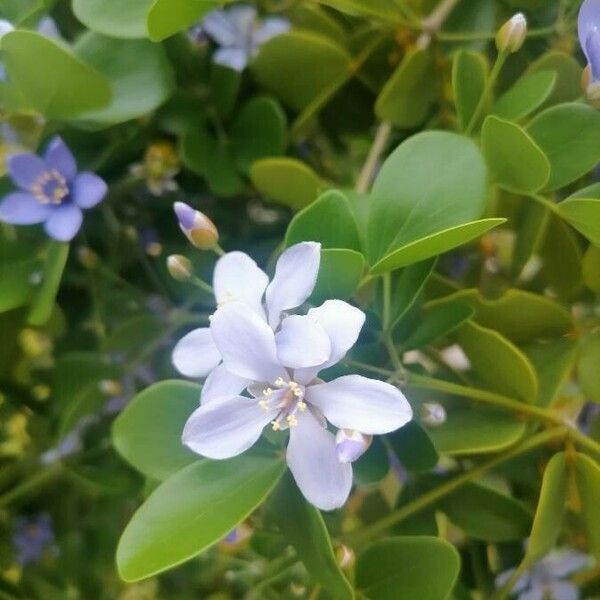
left=174, top=241, right=413, bottom=510
left=579, top=0, right=600, bottom=81
left=496, top=549, right=593, bottom=600
left=0, top=137, right=107, bottom=241
left=201, top=5, right=289, bottom=71
left=13, top=514, right=54, bottom=565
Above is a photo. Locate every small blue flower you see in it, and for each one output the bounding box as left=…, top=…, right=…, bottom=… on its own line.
left=201, top=5, right=289, bottom=71
left=0, top=137, right=107, bottom=241
left=12, top=514, right=54, bottom=566
left=579, top=0, right=600, bottom=81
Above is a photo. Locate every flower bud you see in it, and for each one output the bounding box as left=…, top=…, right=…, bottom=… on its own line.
left=173, top=201, right=219, bottom=249
left=77, top=246, right=99, bottom=269
left=167, top=254, right=193, bottom=281
left=421, top=402, right=447, bottom=427
left=336, top=545, right=355, bottom=570
left=582, top=64, right=600, bottom=106
left=335, top=429, right=372, bottom=463
left=496, top=13, right=527, bottom=54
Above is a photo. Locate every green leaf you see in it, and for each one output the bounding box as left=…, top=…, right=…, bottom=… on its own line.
left=370, top=219, right=505, bottom=274
left=583, top=246, right=600, bottom=294
left=375, top=48, right=439, bottom=129
left=28, top=242, right=69, bottom=327
left=0, top=239, right=42, bottom=313
left=492, top=70, right=556, bottom=121
left=427, top=289, right=574, bottom=343
left=526, top=452, right=567, bottom=562
left=146, top=0, right=219, bottom=42
left=453, top=50, right=487, bottom=131
left=311, top=249, right=365, bottom=304
left=250, top=157, right=323, bottom=210
left=74, top=33, right=175, bottom=125
left=252, top=31, right=351, bottom=112
left=116, top=454, right=285, bottom=581
left=112, top=381, right=200, bottom=481
left=268, top=474, right=353, bottom=599
left=527, top=51, right=582, bottom=107
left=439, top=482, right=532, bottom=542
left=315, top=0, right=404, bottom=21
left=511, top=202, right=549, bottom=280
left=101, top=315, right=164, bottom=354
left=578, top=332, right=600, bottom=404
left=1, top=31, right=111, bottom=119
left=367, top=131, right=488, bottom=266
left=72, top=0, right=152, bottom=38
left=527, top=103, right=600, bottom=191
left=401, top=302, right=475, bottom=351
left=557, top=198, right=600, bottom=246
left=231, top=96, right=286, bottom=173
left=285, top=190, right=360, bottom=251
left=574, top=453, right=600, bottom=559
left=356, top=537, right=460, bottom=600
left=481, top=116, right=550, bottom=194
left=387, top=421, right=439, bottom=473
left=456, top=321, right=538, bottom=402
left=353, top=436, right=390, bottom=485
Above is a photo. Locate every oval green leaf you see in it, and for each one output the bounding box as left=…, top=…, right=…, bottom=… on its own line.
left=492, top=70, right=556, bottom=121
left=147, top=0, right=219, bottom=42
left=557, top=198, right=600, bottom=246
left=453, top=49, right=487, bottom=131
left=574, top=452, right=600, bottom=559
left=72, top=0, right=152, bottom=38
left=311, top=248, right=365, bottom=304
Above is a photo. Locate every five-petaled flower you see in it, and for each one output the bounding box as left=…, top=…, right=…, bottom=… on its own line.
left=172, top=241, right=412, bottom=510
left=579, top=0, right=600, bottom=82
left=201, top=4, right=289, bottom=72
left=0, top=137, right=107, bottom=241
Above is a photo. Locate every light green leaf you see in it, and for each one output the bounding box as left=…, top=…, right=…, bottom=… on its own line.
left=492, top=70, right=556, bottom=121
left=557, top=198, right=600, bottom=246
left=583, top=246, right=600, bottom=294
left=375, top=48, right=439, bottom=129
left=453, top=49, right=487, bottom=130
left=146, top=0, right=219, bottom=42
left=72, top=0, right=152, bottom=38
left=285, top=190, right=360, bottom=250
left=527, top=103, right=600, bottom=191
left=578, top=332, right=600, bottom=404
left=526, top=452, right=567, bottom=562
left=117, top=454, right=285, bottom=581
left=356, top=537, right=460, bottom=600
left=0, top=239, right=43, bottom=313
left=527, top=51, right=582, bottom=107
left=74, top=33, right=175, bottom=125
left=367, top=131, right=488, bottom=266
left=370, top=219, right=505, bottom=274
left=311, top=249, right=365, bottom=304
left=481, top=116, right=550, bottom=194
left=268, top=474, right=353, bottom=599
left=250, top=157, right=323, bottom=210
left=314, top=0, right=404, bottom=21
left=574, top=453, right=600, bottom=559
left=112, top=381, right=200, bottom=481
left=1, top=31, right=111, bottom=119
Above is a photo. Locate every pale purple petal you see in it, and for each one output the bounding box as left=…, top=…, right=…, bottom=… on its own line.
left=201, top=364, right=249, bottom=404
left=547, top=581, right=579, bottom=600
left=210, top=302, right=286, bottom=383
left=172, top=327, right=222, bottom=378
left=7, top=153, right=47, bottom=190
left=182, top=395, right=275, bottom=459
left=72, top=173, right=107, bottom=209
left=518, top=589, right=544, bottom=600
left=36, top=16, right=61, bottom=39
left=543, top=550, right=592, bottom=577
left=579, top=0, right=600, bottom=60
left=496, top=569, right=530, bottom=593
left=174, top=201, right=196, bottom=229
left=0, top=192, right=51, bottom=224
left=587, top=29, right=600, bottom=80
left=43, top=204, right=83, bottom=241
left=335, top=430, right=371, bottom=463
left=44, top=137, right=77, bottom=181
left=213, top=251, right=269, bottom=317
left=287, top=411, right=352, bottom=510
left=265, top=242, right=321, bottom=328
left=306, top=375, right=412, bottom=435
left=275, top=315, right=331, bottom=369
left=214, top=47, right=248, bottom=72
left=251, top=17, right=289, bottom=48
left=202, top=10, right=238, bottom=46
left=227, top=5, right=257, bottom=39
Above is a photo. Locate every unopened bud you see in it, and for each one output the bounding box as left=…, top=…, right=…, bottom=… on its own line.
left=167, top=254, right=193, bottom=281
left=99, top=379, right=123, bottom=396
left=335, top=429, right=372, bottom=463
left=421, top=402, right=447, bottom=427
left=336, top=545, right=355, bottom=570
left=582, top=64, right=600, bottom=106
left=496, top=13, right=527, bottom=54
left=173, top=202, right=219, bottom=249
left=77, top=246, right=99, bottom=269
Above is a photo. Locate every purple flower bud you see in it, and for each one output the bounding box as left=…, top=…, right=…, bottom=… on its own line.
left=335, top=430, right=372, bottom=463
left=421, top=402, right=447, bottom=427
left=579, top=1, right=600, bottom=81
left=173, top=201, right=219, bottom=249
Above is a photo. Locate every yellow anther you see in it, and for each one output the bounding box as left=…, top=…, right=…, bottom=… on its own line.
left=258, top=400, right=269, bottom=412
left=286, top=415, right=298, bottom=427
left=293, top=387, right=303, bottom=397
left=274, top=377, right=286, bottom=387
left=263, top=387, right=273, bottom=396
left=271, top=420, right=281, bottom=431
left=297, top=401, right=307, bottom=412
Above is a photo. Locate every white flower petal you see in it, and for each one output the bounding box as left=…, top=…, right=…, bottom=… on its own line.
left=213, top=251, right=269, bottom=317
left=251, top=17, right=290, bottom=47
left=275, top=314, right=331, bottom=369
left=210, top=302, right=286, bottom=383
left=307, top=299, right=365, bottom=368
left=547, top=582, right=578, bottom=600
left=306, top=375, right=412, bottom=435
left=201, top=363, right=249, bottom=404
left=183, top=395, right=274, bottom=459
left=213, top=47, right=248, bottom=72
left=543, top=549, right=592, bottom=577
left=286, top=411, right=353, bottom=511
left=265, top=242, right=321, bottom=328
left=202, top=9, right=238, bottom=46
left=172, top=327, right=221, bottom=378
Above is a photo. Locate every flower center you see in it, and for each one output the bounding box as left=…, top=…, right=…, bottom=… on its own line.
left=258, top=378, right=306, bottom=430
left=30, top=169, right=69, bottom=205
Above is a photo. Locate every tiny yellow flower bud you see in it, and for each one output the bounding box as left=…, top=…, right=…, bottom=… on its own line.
left=167, top=254, right=193, bottom=281
left=173, top=202, right=219, bottom=250
left=77, top=246, right=99, bottom=269
left=496, top=13, right=527, bottom=54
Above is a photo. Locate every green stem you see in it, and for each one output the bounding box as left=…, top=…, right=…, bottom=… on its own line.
left=355, top=122, right=393, bottom=194
left=529, top=193, right=561, bottom=216
left=344, top=428, right=566, bottom=545
left=382, top=273, right=392, bottom=332
left=0, top=462, right=64, bottom=509
left=213, top=244, right=226, bottom=257
left=190, top=275, right=214, bottom=294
